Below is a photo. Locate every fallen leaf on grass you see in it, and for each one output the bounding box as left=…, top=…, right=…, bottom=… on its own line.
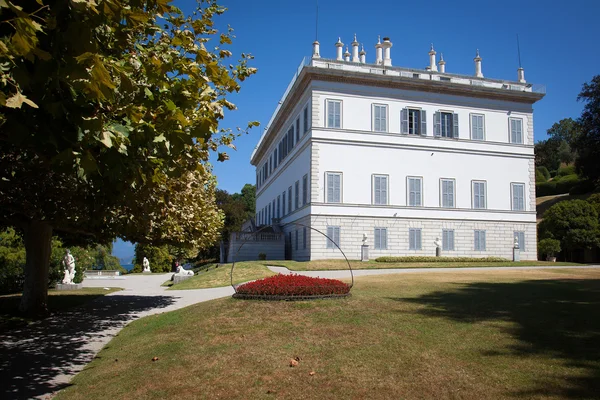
left=289, top=359, right=298, bottom=367
left=152, top=356, right=159, bottom=362
left=309, top=371, right=315, bottom=376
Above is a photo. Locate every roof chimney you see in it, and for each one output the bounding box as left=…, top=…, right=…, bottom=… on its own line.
left=312, top=40, right=320, bottom=59
left=351, top=34, right=360, bottom=62
left=438, top=53, right=446, bottom=73
left=375, top=36, right=383, bottom=65
left=344, top=46, right=350, bottom=62
left=474, top=49, right=483, bottom=78
left=381, top=37, right=392, bottom=66
left=429, top=44, right=438, bottom=72
left=517, top=67, right=526, bottom=83
left=335, top=37, right=344, bottom=61
left=359, top=44, right=366, bottom=63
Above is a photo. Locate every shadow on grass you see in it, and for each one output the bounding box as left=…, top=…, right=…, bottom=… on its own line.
left=392, top=279, right=600, bottom=399
left=0, top=294, right=176, bottom=399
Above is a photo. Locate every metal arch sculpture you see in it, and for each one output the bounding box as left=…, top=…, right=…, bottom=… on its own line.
left=230, top=221, right=354, bottom=295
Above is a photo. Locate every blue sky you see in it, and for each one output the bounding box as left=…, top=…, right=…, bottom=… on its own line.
left=112, top=0, right=600, bottom=260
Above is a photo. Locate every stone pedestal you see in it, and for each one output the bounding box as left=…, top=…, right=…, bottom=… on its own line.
left=173, top=274, right=194, bottom=284
left=513, top=248, right=520, bottom=262
left=361, top=245, right=369, bottom=262
left=436, top=247, right=441, bottom=257
left=56, top=283, right=83, bottom=291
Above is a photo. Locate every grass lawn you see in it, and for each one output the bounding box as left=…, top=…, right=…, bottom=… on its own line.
left=57, top=268, right=600, bottom=400
left=0, top=287, right=121, bottom=333
left=270, top=259, right=582, bottom=271
left=165, top=262, right=276, bottom=290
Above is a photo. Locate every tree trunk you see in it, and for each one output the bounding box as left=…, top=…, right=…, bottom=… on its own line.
left=19, top=220, right=53, bottom=316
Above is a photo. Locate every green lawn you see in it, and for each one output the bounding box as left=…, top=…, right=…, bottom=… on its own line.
left=57, top=268, right=600, bottom=399
left=166, top=262, right=276, bottom=290
left=0, top=287, right=121, bottom=333
left=270, top=259, right=581, bottom=271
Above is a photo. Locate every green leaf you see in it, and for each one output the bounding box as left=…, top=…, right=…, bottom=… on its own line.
left=163, top=99, right=176, bottom=111
left=154, top=134, right=166, bottom=143
left=144, top=87, right=154, bottom=100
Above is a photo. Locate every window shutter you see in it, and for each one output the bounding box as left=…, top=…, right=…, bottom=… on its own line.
left=381, top=176, right=387, bottom=204
left=374, top=229, right=380, bottom=249
left=401, top=108, right=409, bottom=134
left=334, top=174, right=341, bottom=202
left=434, top=112, right=441, bottom=136
left=335, top=227, right=340, bottom=247
left=420, top=110, right=427, bottom=135
left=417, top=229, right=421, bottom=249
left=383, top=229, right=387, bottom=249
left=374, top=176, right=381, bottom=204
left=453, top=113, right=459, bottom=138
left=327, top=174, right=333, bottom=202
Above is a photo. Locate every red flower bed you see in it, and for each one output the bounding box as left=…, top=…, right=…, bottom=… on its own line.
left=235, top=274, right=350, bottom=297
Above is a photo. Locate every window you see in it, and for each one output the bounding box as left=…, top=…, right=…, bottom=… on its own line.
left=471, top=114, right=485, bottom=140
left=296, top=118, right=300, bottom=142
left=288, top=126, right=294, bottom=150
left=295, top=230, right=298, bottom=250
left=303, top=227, right=307, bottom=249
left=295, top=180, right=300, bottom=209
left=288, top=186, right=292, bottom=212
left=326, top=100, right=341, bottom=128
left=272, top=200, right=275, bottom=221
left=302, top=174, right=308, bottom=205
left=514, top=231, right=525, bottom=251
left=373, top=175, right=388, bottom=205
left=440, top=76, right=451, bottom=82
left=408, top=177, right=422, bottom=207
left=409, top=228, right=422, bottom=250
left=511, top=183, right=525, bottom=211
left=401, top=108, right=427, bottom=135
left=373, top=104, right=387, bottom=132
left=277, top=195, right=281, bottom=218
left=269, top=156, right=272, bottom=175
left=472, top=181, right=486, bottom=209
left=474, top=230, right=486, bottom=251
left=303, top=106, right=309, bottom=134
left=441, top=179, right=455, bottom=208
left=442, top=229, right=455, bottom=251
left=282, top=191, right=286, bottom=216
left=374, top=228, right=388, bottom=250
left=326, top=226, right=340, bottom=249
left=326, top=172, right=342, bottom=203
left=510, top=118, right=523, bottom=144
left=435, top=111, right=459, bottom=138
left=268, top=203, right=271, bottom=224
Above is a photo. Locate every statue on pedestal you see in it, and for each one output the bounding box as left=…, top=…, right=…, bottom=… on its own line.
left=434, top=237, right=442, bottom=257
left=513, top=236, right=520, bottom=249
left=142, top=257, right=151, bottom=273
left=62, top=249, right=76, bottom=284
left=362, top=234, right=368, bottom=245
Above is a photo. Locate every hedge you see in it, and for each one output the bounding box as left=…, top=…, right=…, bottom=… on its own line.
left=536, top=174, right=582, bottom=197
left=375, top=256, right=509, bottom=263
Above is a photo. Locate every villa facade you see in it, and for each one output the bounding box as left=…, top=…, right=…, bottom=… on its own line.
left=250, top=36, right=545, bottom=261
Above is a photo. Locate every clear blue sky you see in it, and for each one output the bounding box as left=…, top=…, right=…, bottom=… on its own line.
left=112, top=0, right=600, bottom=260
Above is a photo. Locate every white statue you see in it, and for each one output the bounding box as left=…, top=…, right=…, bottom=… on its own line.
left=434, top=237, right=442, bottom=249
left=142, top=257, right=151, bottom=273
left=175, top=265, right=194, bottom=276
left=61, top=249, right=76, bottom=284
left=362, top=233, right=368, bottom=245
left=514, top=236, right=520, bottom=249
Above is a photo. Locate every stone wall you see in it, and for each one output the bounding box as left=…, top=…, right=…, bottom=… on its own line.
left=308, top=215, right=536, bottom=261
left=227, top=235, right=285, bottom=262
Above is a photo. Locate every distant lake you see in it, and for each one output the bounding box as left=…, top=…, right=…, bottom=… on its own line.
left=121, top=264, right=134, bottom=272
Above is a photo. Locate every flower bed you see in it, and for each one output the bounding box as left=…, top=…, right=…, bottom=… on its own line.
left=233, top=273, right=351, bottom=300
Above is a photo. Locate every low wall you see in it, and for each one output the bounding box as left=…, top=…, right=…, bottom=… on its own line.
left=227, top=232, right=285, bottom=262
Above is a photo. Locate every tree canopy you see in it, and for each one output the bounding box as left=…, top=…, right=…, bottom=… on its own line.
left=574, top=75, right=600, bottom=184
left=538, top=200, right=599, bottom=253
left=0, top=0, right=257, bottom=314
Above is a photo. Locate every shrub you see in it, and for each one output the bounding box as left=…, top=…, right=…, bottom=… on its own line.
left=535, top=168, right=547, bottom=183
left=570, top=179, right=597, bottom=195
left=536, top=175, right=582, bottom=197
left=538, top=238, right=561, bottom=259
left=375, top=256, right=509, bottom=263
left=258, top=252, right=267, bottom=261
left=557, top=164, right=576, bottom=177
left=235, top=274, right=350, bottom=297
left=537, top=166, right=551, bottom=181
left=538, top=199, right=600, bottom=251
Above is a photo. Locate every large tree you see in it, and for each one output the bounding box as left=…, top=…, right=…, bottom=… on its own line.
left=0, top=1, right=256, bottom=314
left=574, top=75, right=600, bottom=184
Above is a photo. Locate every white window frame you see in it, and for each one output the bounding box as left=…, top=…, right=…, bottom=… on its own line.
left=372, top=104, right=388, bottom=132
left=474, top=230, right=486, bottom=251
left=509, top=117, right=524, bottom=144
left=514, top=231, right=525, bottom=251
left=407, top=176, right=423, bottom=207
left=511, top=182, right=525, bottom=211
left=470, top=113, right=485, bottom=141
left=326, top=172, right=342, bottom=203
left=372, top=174, right=389, bottom=205
left=472, top=180, right=487, bottom=209
left=442, top=229, right=455, bottom=251
left=326, top=226, right=341, bottom=249
left=435, top=111, right=459, bottom=138
left=409, top=228, right=422, bottom=250
left=326, top=99, right=342, bottom=129
left=440, top=178, right=456, bottom=208
left=374, top=228, right=388, bottom=250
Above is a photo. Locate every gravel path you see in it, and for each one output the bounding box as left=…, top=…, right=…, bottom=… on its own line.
left=0, top=273, right=233, bottom=400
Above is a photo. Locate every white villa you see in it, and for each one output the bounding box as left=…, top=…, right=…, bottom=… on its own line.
left=249, top=35, right=545, bottom=261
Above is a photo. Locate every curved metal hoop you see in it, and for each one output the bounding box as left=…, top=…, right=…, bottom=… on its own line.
left=230, top=221, right=354, bottom=292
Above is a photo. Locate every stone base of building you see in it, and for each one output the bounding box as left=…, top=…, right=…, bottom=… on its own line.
left=56, top=283, right=83, bottom=291
left=172, top=275, right=194, bottom=284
